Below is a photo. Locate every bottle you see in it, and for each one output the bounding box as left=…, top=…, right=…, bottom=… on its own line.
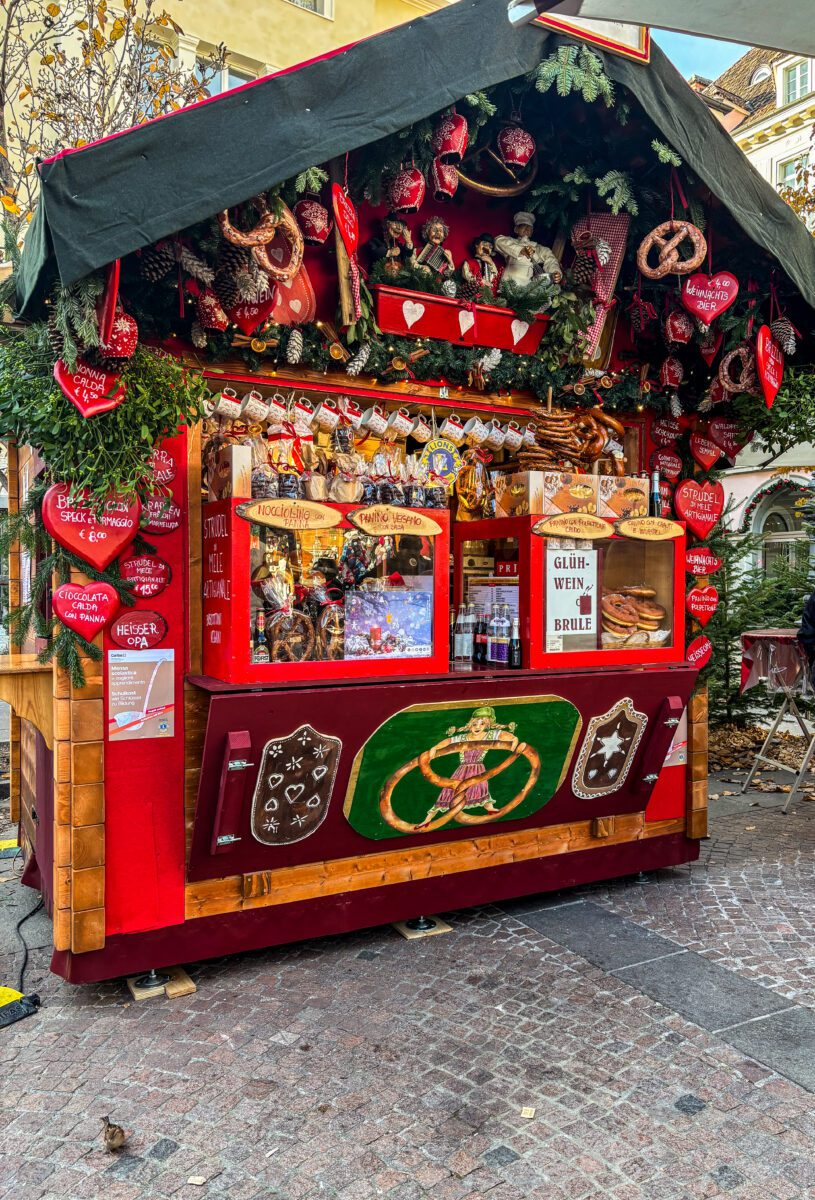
left=449, top=607, right=456, bottom=664
left=454, top=604, right=468, bottom=665
left=486, top=603, right=500, bottom=665
left=508, top=617, right=522, bottom=669
left=649, top=469, right=662, bottom=517
left=253, top=611, right=271, bottom=664
left=462, top=603, right=475, bottom=663
left=495, top=604, right=511, bottom=666
left=473, top=607, right=487, bottom=666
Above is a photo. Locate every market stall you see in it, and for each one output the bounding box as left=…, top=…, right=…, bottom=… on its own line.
left=4, top=0, right=815, bottom=983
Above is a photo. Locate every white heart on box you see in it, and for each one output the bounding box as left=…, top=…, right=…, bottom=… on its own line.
left=511, top=319, right=529, bottom=346
left=269, top=247, right=285, bottom=263
left=290, top=299, right=302, bottom=314
left=281, top=278, right=293, bottom=290
left=458, top=310, right=476, bottom=336
left=402, top=300, right=425, bottom=329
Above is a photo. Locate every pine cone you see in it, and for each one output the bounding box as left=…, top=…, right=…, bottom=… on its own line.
left=217, top=242, right=250, bottom=277
left=139, top=241, right=175, bottom=282
left=570, top=254, right=596, bottom=287
left=47, top=309, right=65, bottom=358
left=669, top=394, right=683, bottom=418
left=771, top=317, right=797, bottom=356
left=213, top=268, right=240, bottom=311
left=286, top=328, right=304, bottom=365
left=346, top=342, right=371, bottom=377
left=458, top=277, right=481, bottom=304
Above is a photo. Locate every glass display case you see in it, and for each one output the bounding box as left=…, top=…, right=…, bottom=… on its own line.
left=203, top=500, right=450, bottom=683
left=453, top=516, right=686, bottom=669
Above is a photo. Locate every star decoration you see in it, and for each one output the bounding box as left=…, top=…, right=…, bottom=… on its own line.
left=595, top=728, right=625, bottom=764
left=285, top=756, right=303, bottom=771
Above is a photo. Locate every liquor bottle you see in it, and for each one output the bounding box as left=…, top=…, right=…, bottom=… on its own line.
left=473, top=607, right=487, bottom=666
left=454, top=604, right=468, bottom=665
left=449, top=607, right=456, bottom=664
left=463, top=603, right=475, bottom=663
left=253, top=611, right=271, bottom=664
left=490, top=604, right=509, bottom=667
left=649, top=469, right=662, bottom=517
left=486, top=603, right=500, bottom=664
left=508, top=617, right=522, bottom=669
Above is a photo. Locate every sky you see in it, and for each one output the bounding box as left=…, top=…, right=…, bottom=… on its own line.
left=654, top=31, right=750, bottom=81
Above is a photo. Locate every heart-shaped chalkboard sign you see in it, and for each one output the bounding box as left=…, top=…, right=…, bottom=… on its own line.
left=685, top=547, right=722, bottom=577
left=689, top=433, right=722, bottom=473
left=674, top=479, right=724, bottom=540
left=53, top=582, right=120, bottom=639
left=686, top=634, right=713, bottom=670
left=120, top=553, right=172, bottom=599
left=649, top=449, right=683, bottom=483
left=756, top=324, right=784, bottom=409
left=142, top=495, right=182, bottom=535
left=54, top=358, right=126, bottom=419
left=708, top=417, right=751, bottom=464
left=331, top=184, right=359, bottom=258
left=681, top=272, right=739, bottom=324
left=42, top=484, right=141, bottom=570
left=227, top=287, right=278, bottom=336
left=652, top=416, right=682, bottom=447
left=686, top=585, right=719, bottom=628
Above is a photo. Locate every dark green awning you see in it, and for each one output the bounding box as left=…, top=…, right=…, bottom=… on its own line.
left=16, top=0, right=815, bottom=317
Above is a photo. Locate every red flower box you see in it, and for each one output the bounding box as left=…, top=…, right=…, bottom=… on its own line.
left=372, top=285, right=550, bottom=355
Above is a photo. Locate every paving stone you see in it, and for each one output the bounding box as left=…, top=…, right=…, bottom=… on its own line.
left=512, top=901, right=682, bottom=969
left=723, top=1007, right=815, bottom=1094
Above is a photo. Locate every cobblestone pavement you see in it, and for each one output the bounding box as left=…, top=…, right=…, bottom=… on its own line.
left=1, top=778, right=814, bottom=1200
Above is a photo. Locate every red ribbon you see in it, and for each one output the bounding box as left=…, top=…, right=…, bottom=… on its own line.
left=266, top=419, right=312, bottom=473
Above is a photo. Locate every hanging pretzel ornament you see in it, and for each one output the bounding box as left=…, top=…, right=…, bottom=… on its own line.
left=637, top=220, right=707, bottom=281
left=218, top=195, right=305, bottom=282
left=718, top=346, right=757, bottom=395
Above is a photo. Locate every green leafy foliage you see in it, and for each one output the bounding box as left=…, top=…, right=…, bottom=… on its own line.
left=651, top=139, right=682, bottom=167
left=594, top=169, right=638, bottom=216
left=534, top=45, right=614, bottom=107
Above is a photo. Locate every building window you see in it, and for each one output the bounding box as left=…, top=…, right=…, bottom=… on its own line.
left=784, top=60, right=810, bottom=104
left=197, top=60, right=256, bottom=97
left=285, top=0, right=332, bottom=15
left=778, top=153, right=809, bottom=189
left=749, top=64, right=773, bottom=87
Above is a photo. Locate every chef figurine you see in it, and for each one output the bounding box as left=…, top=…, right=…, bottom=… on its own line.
left=366, top=213, right=417, bottom=276
left=461, top=233, right=502, bottom=300
left=415, top=215, right=455, bottom=277
left=495, top=212, right=562, bottom=291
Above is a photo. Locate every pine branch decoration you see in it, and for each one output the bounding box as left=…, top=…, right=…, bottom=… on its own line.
left=652, top=139, right=682, bottom=167
left=595, top=169, right=639, bottom=215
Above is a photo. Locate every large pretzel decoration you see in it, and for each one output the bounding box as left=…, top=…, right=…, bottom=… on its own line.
left=379, top=740, right=541, bottom=834
left=218, top=195, right=305, bottom=282
left=637, top=220, right=707, bottom=280
left=719, top=346, right=757, bottom=395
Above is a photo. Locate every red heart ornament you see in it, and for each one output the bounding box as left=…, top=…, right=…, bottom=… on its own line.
left=681, top=272, right=739, bottom=323
left=227, top=286, right=278, bottom=336
left=674, top=479, right=724, bottom=540
left=708, top=417, right=751, bottom=464
left=649, top=449, right=683, bottom=483
left=685, top=547, right=722, bottom=577
left=689, top=433, right=722, bottom=472
left=120, top=553, right=172, bottom=599
left=42, top=484, right=141, bottom=570
left=53, top=582, right=120, bottom=639
left=699, top=329, right=724, bottom=367
left=652, top=416, right=682, bottom=446
left=270, top=259, right=317, bottom=326
left=756, top=324, right=784, bottom=409
left=54, top=357, right=126, bottom=418
left=109, top=609, right=168, bottom=650
left=686, top=585, right=719, bottom=627
left=331, top=184, right=359, bottom=257
left=686, top=634, right=713, bottom=670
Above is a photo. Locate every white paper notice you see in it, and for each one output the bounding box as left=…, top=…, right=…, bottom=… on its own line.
left=545, top=548, right=598, bottom=652
left=108, top=649, right=175, bottom=741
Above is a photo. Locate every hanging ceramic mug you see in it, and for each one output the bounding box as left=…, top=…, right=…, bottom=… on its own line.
left=386, top=407, right=414, bottom=439
left=240, top=389, right=271, bottom=423
left=410, top=414, right=432, bottom=443
left=293, top=396, right=315, bottom=427
left=313, top=397, right=340, bottom=431
left=340, top=397, right=364, bottom=429
left=503, top=420, right=524, bottom=452
left=463, top=416, right=489, bottom=447
left=267, top=392, right=289, bottom=424
left=361, top=404, right=389, bottom=437
left=438, top=412, right=465, bottom=446
left=523, top=422, right=538, bottom=447
left=484, top=419, right=506, bottom=451
left=211, top=387, right=243, bottom=421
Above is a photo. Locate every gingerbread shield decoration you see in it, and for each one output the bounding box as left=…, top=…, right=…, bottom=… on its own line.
left=572, top=698, right=648, bottom=800
left=250, top=724, right=342, bottom=846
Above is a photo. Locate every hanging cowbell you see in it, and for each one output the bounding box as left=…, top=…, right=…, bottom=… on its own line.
left=388, top=167, right=426, bottom=213
left=663, top=308, right=695, bottom=345
left=293, top=196, right=333, bottom=246
left=660, top=355, right=685, bottom=389
left=196, top=288, right=229, bottom=332
left=496, top=122, right=536, bottom=168
left=431, top=157, right=459, bottom=203
left=432, top=112, right=469, bottom=165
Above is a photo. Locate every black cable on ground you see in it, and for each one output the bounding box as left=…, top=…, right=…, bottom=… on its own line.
left=15, top=898, right=43, bottom=995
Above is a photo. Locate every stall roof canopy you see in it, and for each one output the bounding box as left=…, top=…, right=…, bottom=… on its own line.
left=16, top=0, right=815, bottom=317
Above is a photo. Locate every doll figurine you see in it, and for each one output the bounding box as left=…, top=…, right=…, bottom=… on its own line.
left=461, top=233, right=502, bottom=300
left=415, top=215, right=455, bottom=276
left=366, top=213, right=417, bottom=276
left=495, top=211, right=562, bottom=291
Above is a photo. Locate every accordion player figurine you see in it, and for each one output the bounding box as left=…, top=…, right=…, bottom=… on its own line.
left=415, top=215, right=455, bottom=276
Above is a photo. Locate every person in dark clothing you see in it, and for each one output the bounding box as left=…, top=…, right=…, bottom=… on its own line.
left=797, top=589, right=815, bottom=665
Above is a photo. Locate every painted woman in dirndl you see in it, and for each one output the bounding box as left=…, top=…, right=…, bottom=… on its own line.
left=418, top=705, right=518, bottom=828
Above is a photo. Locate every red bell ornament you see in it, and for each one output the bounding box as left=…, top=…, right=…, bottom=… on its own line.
left=659, top=355, right=684, bottom=389
left=431, top=157, right=459, bottom=203
left=663, top=308, right=694, bottom=345
left=196, top=288, right=229, bottom=332
left=496, top=122, right=536, bottom=168
left=387, top=167, right=426, bottom=214
left=432, top=112, right=469, bottom=165
left=293, top=196, right=333, bottom=246
left=100, top=309, right=138, bottom=360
